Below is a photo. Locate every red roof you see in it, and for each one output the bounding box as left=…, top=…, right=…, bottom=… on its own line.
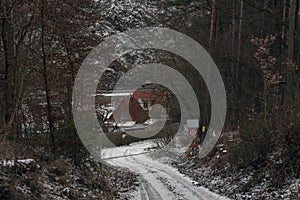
left=132, top=91, right=167, bottom=104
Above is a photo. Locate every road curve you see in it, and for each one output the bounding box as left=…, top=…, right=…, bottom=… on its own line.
left=101, top=142, right=229, bottom=200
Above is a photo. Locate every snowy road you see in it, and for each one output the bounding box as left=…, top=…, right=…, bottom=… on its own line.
left=101, top=142, right=229, bottom=200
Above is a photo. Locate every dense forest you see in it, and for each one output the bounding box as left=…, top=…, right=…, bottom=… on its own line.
left=0, top=0, right=299, bottom=199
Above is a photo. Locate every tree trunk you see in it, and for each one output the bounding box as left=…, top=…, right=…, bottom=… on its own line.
left=209, top=0, right=219, bottom=54
left=64, top=42, right=75, bottom=122
left=231, top=0, right=236, bottom=63
left=206, top=0, right=220, bottom=127
left=296, top=1, right=300, bottom=100
left=283, top=0, right=298, bottom=104
left=41, top=0, right=55, bottom=144
left=231, top=0, right=238, bottom=128
left=287, top=0, right=297, bottom=61
left=0, top=0, right=14, bottom=133
left=281, top=0, right=288, bottom=55
left=236, top=0, right=244, bottom=128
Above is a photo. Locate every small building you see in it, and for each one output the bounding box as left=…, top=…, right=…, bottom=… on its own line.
left=108, top=90, right=168, bottom=124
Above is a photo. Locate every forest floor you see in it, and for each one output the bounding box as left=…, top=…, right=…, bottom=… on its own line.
left=0, top=138, right=138, bottom=200
left=172, top=156, right=299, bottom=200
left=0, top=158, right=138, bottom=199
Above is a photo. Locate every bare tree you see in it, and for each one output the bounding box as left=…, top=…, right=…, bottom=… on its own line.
left=0, top=0, right=33, bottom=136
left=287, top=0, right=297, bottom=61
left=209, top=0, right=219, bottom=54
left=40, top=0, right=55, bottom=144
left=283, top=0, right=298, bottom=104
left=236, top=0, right=244, bottom=128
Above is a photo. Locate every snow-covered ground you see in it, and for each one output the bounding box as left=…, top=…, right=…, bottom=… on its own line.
left=101, top=141, right=229, bottom=200
left=0, top=159, right=35, bottom=167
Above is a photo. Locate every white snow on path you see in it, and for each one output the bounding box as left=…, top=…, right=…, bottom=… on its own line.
left=101, top=141, right=230, bottom=200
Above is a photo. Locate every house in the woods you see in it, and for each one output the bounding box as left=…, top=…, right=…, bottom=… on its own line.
left=105, top=90, right=168, bottom=126
left=132, top=91, right=168, bottom=110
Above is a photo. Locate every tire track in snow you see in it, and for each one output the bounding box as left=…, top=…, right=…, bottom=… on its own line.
left=122, top=149, right=188, bottom=200
left=101, top=143, right=229, bottom=200
left=122, top=148, right=163, bottom=200
left=103, top=148, right=163, bottom=200
left=124, top=148, right=205, bottom=200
